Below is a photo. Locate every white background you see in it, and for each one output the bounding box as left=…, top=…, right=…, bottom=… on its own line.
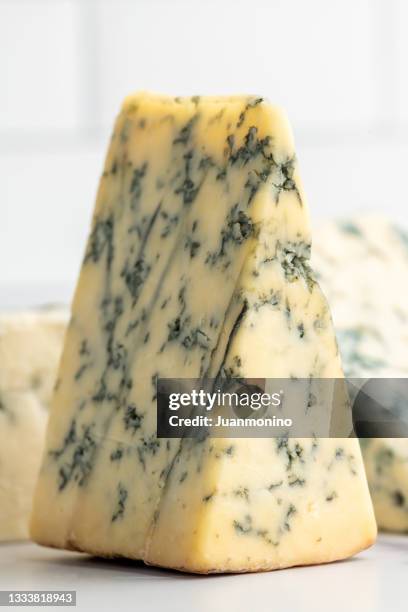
left=1, top=0, right=408, bottom=299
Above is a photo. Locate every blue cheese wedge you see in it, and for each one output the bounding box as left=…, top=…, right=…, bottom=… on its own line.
left=313, top=215, right=408, bottom=532
left=30, top=93, right=376, bottom=572
left=0, top=308, right=67, bottom=541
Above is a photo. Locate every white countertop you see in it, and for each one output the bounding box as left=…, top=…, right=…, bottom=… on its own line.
left=0, top=535, right=406, bottom=612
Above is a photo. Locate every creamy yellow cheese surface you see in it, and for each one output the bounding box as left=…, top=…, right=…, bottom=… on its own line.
left=31, top=94, right=376, bottom=572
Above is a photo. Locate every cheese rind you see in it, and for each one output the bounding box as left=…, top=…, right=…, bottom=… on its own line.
left=31, top=94, right=376, bottom=572
left=0, top=309, right=67, bottom=541
left=313, top=216, right=408, bottom=532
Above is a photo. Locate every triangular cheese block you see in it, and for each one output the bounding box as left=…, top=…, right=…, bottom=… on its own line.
left=31, top=93, right=376, bottom=572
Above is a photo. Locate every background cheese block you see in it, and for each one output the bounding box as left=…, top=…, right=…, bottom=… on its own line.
left=313, top=216, right=408, bottom=531
left=31, top=93, right=376, bottom=573
left=0, top=390, right=47, bottom=541
left=0, top=308, right=69, bottom=404
left=0, top=308, right=68, bottom=541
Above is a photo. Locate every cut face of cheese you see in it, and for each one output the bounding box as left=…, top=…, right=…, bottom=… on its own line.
left=31, top=93, right=376, bottom=573
left=0, top=308, right=68, bottom=541
left=312, top=215, right=408, bottom=532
